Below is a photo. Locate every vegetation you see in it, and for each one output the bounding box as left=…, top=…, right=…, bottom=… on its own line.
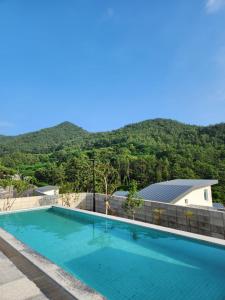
left=61, top=193, right=79, bottom=207
left=153, top=208, right=165, bottom=225
left=0, top=118, right=224, bottom=204
left=184, top=210, right=194, bottom=231
left=122, top=181, right=144, bottom=219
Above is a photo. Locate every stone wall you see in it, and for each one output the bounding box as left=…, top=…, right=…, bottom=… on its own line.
left=0, top=195, right=58, bottom=211
left=0, top=192, right=224, bottom=240
left=70, top=193, right=225, bottom=240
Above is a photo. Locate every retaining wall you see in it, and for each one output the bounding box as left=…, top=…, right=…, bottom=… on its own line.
left=0, top=193, right=224, bottom=240
left=0, top=195, right=58, bottom=211
left=70, top=193, right=225, bottom=240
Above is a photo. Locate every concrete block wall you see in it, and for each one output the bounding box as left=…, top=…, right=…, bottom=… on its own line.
left=72, top=193, right=225, bottom=240
left=0, top=195, right=58, bottom=211
left=0, top=192, right=224, bottom=239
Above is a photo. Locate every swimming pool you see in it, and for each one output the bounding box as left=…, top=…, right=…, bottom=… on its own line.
left=0, top=206, right=225, bottom=300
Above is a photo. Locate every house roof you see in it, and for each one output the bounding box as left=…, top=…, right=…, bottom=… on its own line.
left=35, top=186, right=59, bottom=193
left=113, top=191, right=129, bottom=197
left=157, top=179, right=218, bottom=187
left=213, top=202, right=225, bottom=210
left=138, top=179, right=218, bottom=204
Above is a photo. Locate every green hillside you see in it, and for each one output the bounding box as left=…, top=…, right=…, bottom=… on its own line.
left=0, top=121, right=88, bottom=154
left=0, top=118, right=224, bottom=203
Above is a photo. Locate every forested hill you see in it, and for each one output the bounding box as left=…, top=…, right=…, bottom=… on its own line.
left=0, top=118, right=225, bottom=203
left=1, top=118, right=224, bottom=154
left=0, top=121, right=88, bottom=153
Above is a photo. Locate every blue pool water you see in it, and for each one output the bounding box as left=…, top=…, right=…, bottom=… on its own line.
left=0, top=207, right=225, bottom=300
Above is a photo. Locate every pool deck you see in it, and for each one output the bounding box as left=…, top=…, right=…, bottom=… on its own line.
left=0, top=238, right=76, bottom=300
left=0, top=225, right=105, bottom=300
left=0, top=250, right=48, bottom=300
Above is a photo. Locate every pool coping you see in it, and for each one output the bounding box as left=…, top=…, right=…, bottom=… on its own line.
left=0, top=206, right=105, bottom=300
left=3, top=204, right=224, bottom=246
left=53, top=205, right=225, bottom=247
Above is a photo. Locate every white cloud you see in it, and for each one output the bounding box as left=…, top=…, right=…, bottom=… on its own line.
left=206, top=0, right=225, bottom=13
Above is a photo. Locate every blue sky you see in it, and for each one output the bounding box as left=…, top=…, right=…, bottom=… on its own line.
left=0, top=0, right=225, bottom=135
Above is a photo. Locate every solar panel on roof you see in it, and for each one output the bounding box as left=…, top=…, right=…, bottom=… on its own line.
left=159, top=179, right=218, bottom=187
left=137, top=179, right=218, bottom=203
left=138, top=184, right=192, bottom=203
left=213, top=202, right=224, bottom=209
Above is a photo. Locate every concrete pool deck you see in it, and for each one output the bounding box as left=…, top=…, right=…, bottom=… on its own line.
left=0, top=237, right=78, bottom=300
left=0, top=228, right=104, bottom=300
left=0, top=250, right=48, bottom=300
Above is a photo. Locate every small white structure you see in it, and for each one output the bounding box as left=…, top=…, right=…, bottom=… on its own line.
left=113, top=191, right=129, bottom=197
left=138, top=179, right=218, bottom=208
left=34, top=186, right=59, bottom=196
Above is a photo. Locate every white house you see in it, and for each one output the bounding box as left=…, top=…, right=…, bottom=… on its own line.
left=114, top=179, right=219, bottom=208
left=137, top=179, right=218, bottom=208
left=34, top=186, right=59, bottom=196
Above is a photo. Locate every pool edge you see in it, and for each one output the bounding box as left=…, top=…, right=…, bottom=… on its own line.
left=52, top=205, right=225, bottom=247
left=0, top=226, right=105, bottom=300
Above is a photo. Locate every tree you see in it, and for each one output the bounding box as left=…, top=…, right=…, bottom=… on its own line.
left=184, top=210, right=194, bottom=232
left=122, top=181, right=144, bottom=220
left=155, top=162, right=163, bottom=182
left=64, top=155, right=92, bottom=191
left=35, top=164, right=65, bottom=185
left=61, top=193, right=79, bottom=207
left=153, top=208, right=165, bottom=225
left=0, top=165, right=16, bottom=179
left=1, top=118, right=225, bottom=205
left=95, top=162, right=120, bottom=214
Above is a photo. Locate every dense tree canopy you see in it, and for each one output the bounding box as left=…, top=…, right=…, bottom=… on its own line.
left=0, top=119, right=224, bottom=204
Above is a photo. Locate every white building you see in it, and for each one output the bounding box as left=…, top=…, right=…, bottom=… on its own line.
left=138, top=179, right=218, bottom=208
left=34, top=186, right=59, bottom=196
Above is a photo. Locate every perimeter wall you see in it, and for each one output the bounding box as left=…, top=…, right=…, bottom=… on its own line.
left=0, top=193, right=224, bottom=239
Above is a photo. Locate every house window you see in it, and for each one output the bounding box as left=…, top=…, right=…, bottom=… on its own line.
left=185, top=199, right=188, bottom=204
left=204, top=189, right=209, bottom=201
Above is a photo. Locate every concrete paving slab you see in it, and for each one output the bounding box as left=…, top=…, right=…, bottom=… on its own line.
left=0, top=251, right=48, bottom=300
left=0, top=277, right=43, bottom=300
left=0, top=259, right=24, bottom=285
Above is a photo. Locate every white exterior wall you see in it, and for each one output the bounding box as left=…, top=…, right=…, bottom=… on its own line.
left=0, top=196, right=49, bottom=211
left=175, top=186, right=213, bottom=207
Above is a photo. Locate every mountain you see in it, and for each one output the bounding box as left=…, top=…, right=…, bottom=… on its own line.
left=0, top=121, right=88, bottom=153
left=0, top=118, right=225, bottom=154
left=0, top=118, right=225, bottom=203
